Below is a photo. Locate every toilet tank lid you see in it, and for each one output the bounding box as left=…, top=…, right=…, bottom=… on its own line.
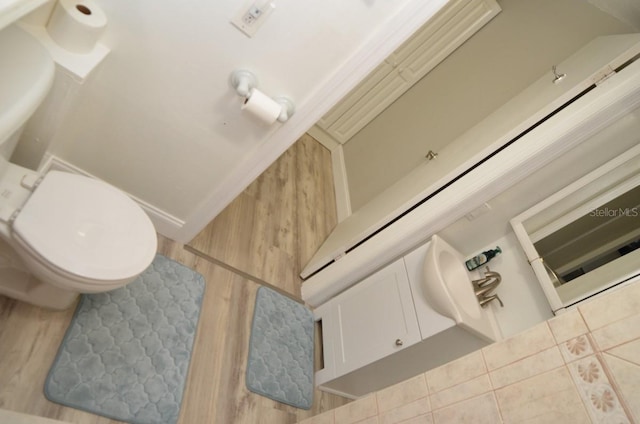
left=0, top=25, right=54, bottom=144
left=12, top=171, right=158, bottom=281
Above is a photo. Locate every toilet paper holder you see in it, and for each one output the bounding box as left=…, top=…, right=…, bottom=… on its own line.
left=230, top=69, right=257, bottom=97
left=229, top=69, right=295, bottom=123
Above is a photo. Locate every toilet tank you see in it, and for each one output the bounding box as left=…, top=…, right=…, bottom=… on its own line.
left=0, top=24, right=54, bottom=161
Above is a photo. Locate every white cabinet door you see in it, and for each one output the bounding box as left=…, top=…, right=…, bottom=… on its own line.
left=331, top=259, right=421, bottom=376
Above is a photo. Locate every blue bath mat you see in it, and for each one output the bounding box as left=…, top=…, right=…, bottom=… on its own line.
left=246, top=286, right=314, bottom=409
left=44, top=254, right=205, bottom=424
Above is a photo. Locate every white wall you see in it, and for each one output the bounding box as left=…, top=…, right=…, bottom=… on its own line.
left=343, top=0, right=634, bottom=211
left=14, top=0, right=447, bottom=241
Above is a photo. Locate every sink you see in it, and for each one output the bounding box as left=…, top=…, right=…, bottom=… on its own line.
left=422, top=235, right=500, bottom=342
left=422, top=235, right=481, bottom=322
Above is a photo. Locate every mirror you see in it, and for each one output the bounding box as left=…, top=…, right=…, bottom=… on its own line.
left=511, top=145, right=640, bottom=314
left=533, top=186, right=640, bottom=285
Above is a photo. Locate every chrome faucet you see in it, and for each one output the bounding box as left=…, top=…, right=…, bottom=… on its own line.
left=472, top=267, right=503, bottom=308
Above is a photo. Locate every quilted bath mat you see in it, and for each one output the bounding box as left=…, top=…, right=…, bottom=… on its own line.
left=45, top=254, right=205, bottom=424
left=246, top=286, right=314, bottom=409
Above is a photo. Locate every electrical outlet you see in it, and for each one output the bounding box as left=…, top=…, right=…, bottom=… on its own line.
left=231, top=1, right=275, bottom=38
left=465, top=202, right=492, bottom=221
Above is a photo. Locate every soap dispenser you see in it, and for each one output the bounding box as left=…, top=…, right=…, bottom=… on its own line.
left=465, top=247, right=502, bottom=271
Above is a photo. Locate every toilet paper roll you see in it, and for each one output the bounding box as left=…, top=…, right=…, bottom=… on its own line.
left=242, top=88, right=283, bottom=124
left=47, top=0, right=107, bottom=54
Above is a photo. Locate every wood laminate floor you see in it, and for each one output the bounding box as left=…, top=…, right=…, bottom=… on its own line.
left=0, top=134, right=348, bottom=423
left=186, top=133, right=337, bottom=299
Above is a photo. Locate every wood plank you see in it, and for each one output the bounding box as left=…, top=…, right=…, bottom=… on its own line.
left=186, top=133, right=337, bottom=299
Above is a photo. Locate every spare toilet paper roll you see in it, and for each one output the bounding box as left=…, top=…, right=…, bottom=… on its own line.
left=242, top=89, right=283, bottom=124
left=47, top=0, right=107, bottom=54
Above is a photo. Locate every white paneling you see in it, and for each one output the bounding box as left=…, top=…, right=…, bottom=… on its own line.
left=396, top=0, right=499, bottom=83
left=319, top=61, right=395, bottom=129
left=329, top=69, right=408, bottom=142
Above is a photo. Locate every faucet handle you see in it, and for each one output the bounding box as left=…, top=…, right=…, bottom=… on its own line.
left=480, top=294, right=504, bottom=308
left=472, top=276, right=490, bottom=289
left=483, top=268, right=502, bottom=282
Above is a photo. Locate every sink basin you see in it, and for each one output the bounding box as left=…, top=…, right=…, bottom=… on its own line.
left=422, top=235, right=500, bottom=342
left=423, top=235, right=482, bottom=322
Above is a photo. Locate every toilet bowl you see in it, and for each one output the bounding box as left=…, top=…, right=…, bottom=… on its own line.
left=0, top=24, right=157, bottom=309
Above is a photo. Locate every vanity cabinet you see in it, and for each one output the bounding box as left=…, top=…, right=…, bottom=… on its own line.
left=314, top=259, right=421, bottom=379
left=315, top=251, right=491, bottom=398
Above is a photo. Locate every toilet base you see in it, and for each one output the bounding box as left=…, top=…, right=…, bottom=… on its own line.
left=0, top=238, right=78, bottom=310
left=0, top=271, right=78, bottom=310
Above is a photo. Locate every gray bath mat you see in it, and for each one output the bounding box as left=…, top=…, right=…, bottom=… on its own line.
left=45, top=254, right=205, bottom=424
left=246, top=286, right=314, bottom=409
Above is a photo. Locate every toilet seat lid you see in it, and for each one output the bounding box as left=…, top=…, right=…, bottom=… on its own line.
left=12, top=171, right=157, bottom=281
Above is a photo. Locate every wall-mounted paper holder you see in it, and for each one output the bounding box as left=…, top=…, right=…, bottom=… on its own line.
left=229, top=69, right=294, bottom=123
left=273, top=96, right=295, bottom=122
left=230, top=69, right=258, bottom=97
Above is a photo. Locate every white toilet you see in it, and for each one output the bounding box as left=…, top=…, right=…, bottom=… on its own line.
left=0, top=24, right=157, bottom=310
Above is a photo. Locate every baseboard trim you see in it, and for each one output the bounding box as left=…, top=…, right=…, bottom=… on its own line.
left=306, top=125, right=338, bottom=151
left=307, top=127, right=353, bottom=222
left=329, top=143, right=352, bottom=222
left=39, top=155, right=185, bottom=240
